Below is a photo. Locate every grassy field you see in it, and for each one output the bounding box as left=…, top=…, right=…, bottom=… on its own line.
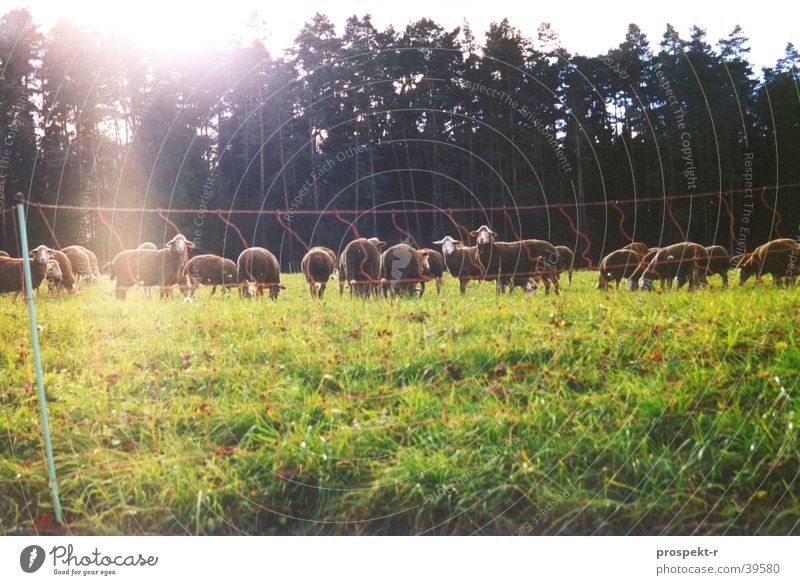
left=1, top=271, right=798, bottom=535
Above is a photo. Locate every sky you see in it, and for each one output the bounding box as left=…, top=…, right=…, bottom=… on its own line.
left=8, top=0, right=798, bottom=73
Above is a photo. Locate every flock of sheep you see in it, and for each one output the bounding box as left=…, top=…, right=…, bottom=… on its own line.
left=0, top=225, right=797, bottom=301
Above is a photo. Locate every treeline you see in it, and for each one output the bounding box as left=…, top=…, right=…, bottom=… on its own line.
left=0, top=10, right=798, bottom=266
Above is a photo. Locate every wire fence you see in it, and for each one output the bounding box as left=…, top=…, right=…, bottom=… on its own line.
left=1, top=182, right=798, bottom=270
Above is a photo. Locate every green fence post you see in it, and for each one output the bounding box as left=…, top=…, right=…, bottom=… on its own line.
left=16, top=203, right=63, bottom=524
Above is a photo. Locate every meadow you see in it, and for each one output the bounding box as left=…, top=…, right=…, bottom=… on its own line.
left=1, top=272, right=798, bottom=535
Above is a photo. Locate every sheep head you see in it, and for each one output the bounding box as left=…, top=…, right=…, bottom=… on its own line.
left=166, top=234, right=195, bottom=255
left=432, top=236, right=461, bottom=256
left=30, top=245, right=50, bottom=265
left=469, top=225, right=497, bottom=246
left=367, top=237, right=386, bottom=252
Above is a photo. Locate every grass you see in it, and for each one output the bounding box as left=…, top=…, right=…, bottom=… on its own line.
left=1, top=271, right=798, bottom=535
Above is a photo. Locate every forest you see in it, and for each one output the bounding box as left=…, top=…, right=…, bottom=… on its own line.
left=0, top=9, right=798, bottom=267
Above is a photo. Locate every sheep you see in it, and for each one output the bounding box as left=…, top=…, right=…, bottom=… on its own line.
left=431, top=236, right=484, bottom=295
left=380, top=243, right=425, bottom=298
left=419, top=248, right=445, bottom=295
left=621, top=242, right=649, bottom=256
left=638, top=242, right=708, bottom=291
left=469, top=225, right=560, bottom=295
left=596, top=249, right=642, bottom=291
left=301, top=246, right=337, bottom=299
left=46, top=249, right=79, bottom=294
left=627, top=247, right=660, bottom=291
left=59, top=246, right=93, bottom=283
left=185, top=254, right=238, bottom=297
left=738, top=238, right=798, bottom=286
left=110, top=234, right=194, bottom=299
left=702, top=245, right=731, bottom=288
left=45, top=258, right=63, bottom=292
left=137, top=242, right=158, bottom=251
left=237, top=247, right=285, bottom=300
left=0, top=245, right=50, bottom=300
left=62, top=245, right=100, bottom=280
left=338, top=237, right=385, bottom=298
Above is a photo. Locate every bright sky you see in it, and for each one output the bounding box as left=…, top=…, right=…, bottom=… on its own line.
left=11, top=0, right=798, bottom=73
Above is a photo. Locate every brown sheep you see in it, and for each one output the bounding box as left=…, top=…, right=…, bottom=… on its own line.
left=110, top=234, right=195, bottom=299
left=432, top=236, right=484, bottom=295
left=338, top=237, right=385, bottom=298
left=596, top=249, right=642, bottom=291
left=703, top=245, right=731, bottom=288
left=0, top=245, right=50, bottom=300
left=638, top=242, right=708, bottom=291
left=62, top=245, right=100, bottom=280
left=301, top=246, right=337, bottom=299
left=469, top=225, right=560, bottom=295
left=45, top=258, right=63, bottom=292
left=621, top=242, right=649, bottom=256
left=380, top=243, right=424, bottom=298
left=237, top=247, right=284, bottom=300
left=419, top=248, right=445, bottom=295
left=185, top=254, right=238, bottom=297
left=46, top=249, right=79, bottom=294
left=738, top=238, right=798, bottom=286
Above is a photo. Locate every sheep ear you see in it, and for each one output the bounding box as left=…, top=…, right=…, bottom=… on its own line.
left=468, top=230, right=477, bottom=237
left=420, top=250, right=430, bottom=257
left=432, top=239, right=444, bottom=245
left=166, top=237, right=176, bottom=246
left=490, top=230, right=498, bottom=236
left=185, top=240, right=196, bottom=248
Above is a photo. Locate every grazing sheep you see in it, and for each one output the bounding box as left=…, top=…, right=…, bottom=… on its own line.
left=621, top=242, right=649, bottom=256
left=0, top=245, right=50, bottom=300
left=469, top=225, right=560, bottom=295
left=596, top=249, right=642, bottom=291
left=185, top=254, right=238, bottom=297
left=703, top=245, right=731, bottom=288
left=0, top=250, right=9, bottom=258
left=338, top=237, right=385, bottom=298
left=380, top=243, right=424, bottom=298
left=301, top=246, right=337, bottom=299
left=419, top=248, right=445, bottom=295
left=638, top=242, right=708, bottom=291
left=46, top=249, right=79, bottom=294
left=738, top=238, right=798, bottom=286
left=45, top=258, right=63, bottom=292
left=432, top=236, right=484, bottom=295
left=59, top=246, right=93, bottom=283
left=137, top=242, right=158, bottom=251
left=237, top=247, right=285, bottom=300
left=110, top=234, right=194, bottom=299
left=62, top=245, right=100, bottom=280
left=627, top=247, right=660, bottom=291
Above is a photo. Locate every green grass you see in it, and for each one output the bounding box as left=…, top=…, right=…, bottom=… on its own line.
left=1, top=272, right=798, bottom=535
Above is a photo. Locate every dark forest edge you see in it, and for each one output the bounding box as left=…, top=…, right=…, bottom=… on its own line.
left=0, top=10, right=798, bottom=268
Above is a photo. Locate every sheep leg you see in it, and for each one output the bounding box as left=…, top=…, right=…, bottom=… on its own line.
left=721, top=272, right=728, bottom=289
left=115, top=286, right=127, bottom=300
left=551, top=276, right=559, bottom=296
left=319, top=283, right=326, bottom=299
left=459, top=279, right=468, bottom=295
